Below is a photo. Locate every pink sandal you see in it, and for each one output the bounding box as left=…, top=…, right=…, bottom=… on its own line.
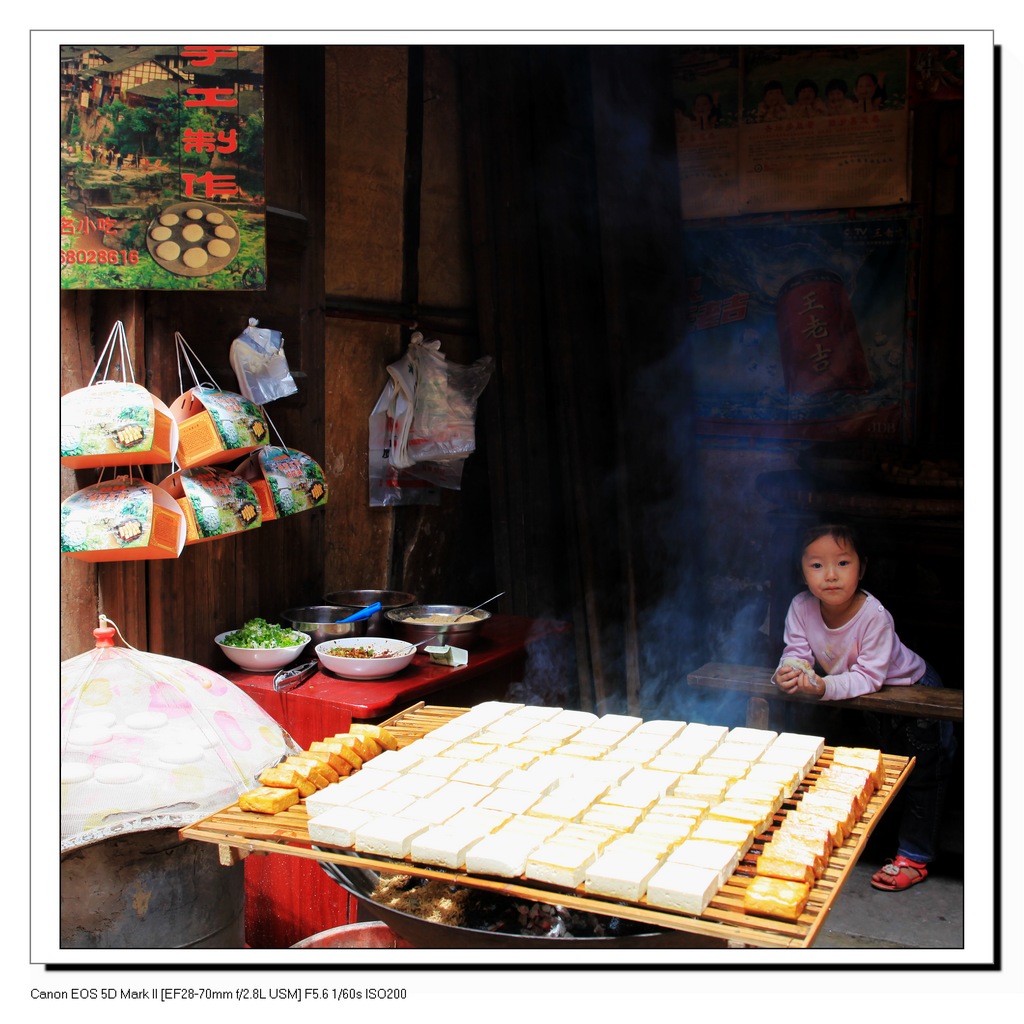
left=870, top=855, right=928, bottom=891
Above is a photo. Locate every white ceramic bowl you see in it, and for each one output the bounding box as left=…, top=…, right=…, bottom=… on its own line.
left=215, top=630, right=310, bottom=672
left=314, top=637, right=417, bottom=679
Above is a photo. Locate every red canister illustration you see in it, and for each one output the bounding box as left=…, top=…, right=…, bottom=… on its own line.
left=775, top=269, right=872, bottom=396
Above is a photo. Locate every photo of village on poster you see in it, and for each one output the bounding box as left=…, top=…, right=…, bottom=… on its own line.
left=672, top=44, right=912, bottom=218
left=60, top=45, right=266, bottom=290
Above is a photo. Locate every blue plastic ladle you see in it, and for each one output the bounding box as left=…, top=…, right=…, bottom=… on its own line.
left=335, top=601, right=382, bottom=624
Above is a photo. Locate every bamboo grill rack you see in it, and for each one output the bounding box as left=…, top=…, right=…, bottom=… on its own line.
left=181, top=702, right=913, bottom=949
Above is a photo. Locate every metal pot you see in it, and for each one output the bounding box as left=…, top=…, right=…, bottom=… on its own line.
left=317, top=860, right=705, bottom=949
left=280, top=606, right=367, bottom=646
left=322, top=590, right=417, bottom=636
left=384, top=604, right=491, bottom=649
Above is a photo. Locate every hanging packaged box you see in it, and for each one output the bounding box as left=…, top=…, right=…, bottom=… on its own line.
left=60, top=476, right=186, bottom=561
left=61, top=320, right=179, bottom=469
left=61, top=380, right=179, bottom=469
left=170, top=386, right=269, bottom=469
left=159, top=466, right=262, bottom=544
left=235, top=445, right=328, bottom=521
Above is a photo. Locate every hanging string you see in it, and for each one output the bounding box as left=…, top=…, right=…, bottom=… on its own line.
left=262, top=407, right=286, bottom=449
left=87, top=320, right=136, bottom=386
left=98, top=615, right=140, bottom=651
left=175, top=331, right=220, bottom=394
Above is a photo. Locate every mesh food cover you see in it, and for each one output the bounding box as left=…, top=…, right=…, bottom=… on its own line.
left=61, top=620, right=300, bottom=851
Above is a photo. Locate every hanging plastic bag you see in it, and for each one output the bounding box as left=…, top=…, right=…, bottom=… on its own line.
left=368, top=377, right=440, bottom=507
left=402, top=332, right=493, bottom=465
left=229, top=318, right=299, bottom=405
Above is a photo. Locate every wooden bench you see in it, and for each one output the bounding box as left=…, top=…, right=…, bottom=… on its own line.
left=687, top=662, right=964, bottom=730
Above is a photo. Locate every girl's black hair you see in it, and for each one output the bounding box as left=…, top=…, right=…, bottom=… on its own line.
left=800, top=522, right=865, bottom=560
left=763, top=79, right=784, bottom=95
left=796, top=78, right=819, bottom=96
left=826, top=78, right=848, bottom=94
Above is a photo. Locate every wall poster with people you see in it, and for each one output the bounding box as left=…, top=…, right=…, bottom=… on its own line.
left=60, top=44, right=266, bottom=290
left=673, top=43, right=913, bottom=218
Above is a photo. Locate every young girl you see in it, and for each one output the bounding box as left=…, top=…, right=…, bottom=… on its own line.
left=772, top=523, right=956, bottom=891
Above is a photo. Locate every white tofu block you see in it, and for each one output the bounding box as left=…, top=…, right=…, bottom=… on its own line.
left=677, top=722, right=729, bottom=745
left=564, top=759, right=634, bottom=787
left=646, top=862, right=721, bottom=916
left=431, top=780, right=493, bottom=807
left=458, top=701, right=524, bottom=724
left=714, top=741, right=765, bottom=763
left=512, top=736, right=564, bottom=754
left=723, top=779, right=784, bottom=813
left=696, top=758, right=751, bottom=783
left=691, top=818, right=755, bottom=854
left=727, top=726, right=778, bottom=747
left=304, top=771, right=391, bottom=814
left=359, top=748, right=423, bottom=773
left=575, top=727, right=631, bottom=747
left=585, top=846, right=662, bottom=901
left=499, top=814, right=562, bottom=839
left=400, top=736, right=452, bottom=757
left=759, top=745, right=816, bottom=776
left=353, top=816, right=429, bottom=858
left=524, top=839, right=597, bottom=888
left=348, top=789, right=415, bottom=817
left=708, top=799, right=775, bottom=835
left=616, top=731, right=670, bottom=753
left=553, top=822, right=618, bottom=855
left=450, top=760, right=511, bottom=788
left=508, top=705, right=564, bottom=721
left=602, top=747, right=655, bottom=766
left=481, top=746, right=537, bottom=769
left=772, top=732, right=826, bottom=761
left=648, top=753, right=703, bottom=776
left=411, top=755, right=468, bottom=779
left=439, top=741, right=497, bottom=760
left=397, top=793, right=465, bottom=825
left=606, top=832, right=675, bottom=858
left=419, top=719, right=483, bottom=743
left=618, top=767, right=677, bottom=796
left=307, top=805, right=375, bottom=847
left=594, top=713, right=643, bottom=735
left=524, top=720, right=583, bottom=743
left=477, top=788, right=541, bottom=815
left=464, top=829, right=546, bottom=877
left=444, top=806, right=514, bottom=834
left=382, top=772, right=446, bottom=799
left=559, top=741, right=614, bottom=759
left=668, top=837, right=741, bottom=885
left=634, top=816, right=698, bottom=844
left=409, top=824, right=486, bottom=869
left=634, top=719, right=686, bottom=739
left=527, top=786, right=601, bottom=823
left=653, top=795, right=711, bottom=821
left=482, top=715, right=538, bottom=737
left=551, top=709, right=599, bottom=727
left=745, top=761, right=803, bottom=798
left=580, top=802, right=644, bottom=832
left=599, top=785, right=659, bottom=813
left=671, top=774, right=731, bottom=803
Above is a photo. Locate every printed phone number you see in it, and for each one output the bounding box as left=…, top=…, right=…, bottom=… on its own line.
left=61, top=248, right=140, bottom=266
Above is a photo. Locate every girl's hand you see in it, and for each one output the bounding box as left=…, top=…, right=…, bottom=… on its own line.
left=773, top=665, right=826, bottom=698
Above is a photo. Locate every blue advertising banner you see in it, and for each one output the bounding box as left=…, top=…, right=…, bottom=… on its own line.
left=684, top=207, right=920, bottom=442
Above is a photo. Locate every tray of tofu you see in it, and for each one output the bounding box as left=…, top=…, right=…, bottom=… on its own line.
left=181, top=701, right=912, bottom=948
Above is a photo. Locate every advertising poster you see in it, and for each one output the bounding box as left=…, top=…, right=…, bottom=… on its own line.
left=674, top=44, right=912, bottom=218
left=683, top=207, right=920, bottom=442
left=60, top=44, right=266, bottom=290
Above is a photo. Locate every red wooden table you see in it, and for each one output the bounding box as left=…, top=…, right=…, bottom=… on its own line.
left=220, top=614, right=571, bottom=947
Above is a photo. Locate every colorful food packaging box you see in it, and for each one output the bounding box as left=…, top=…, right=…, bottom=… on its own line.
left=159, top=466, right=262, bottom=544
left=60, top=381, right=178, bottom=469
left=60, top=477, right=186, bottom=561
left=235, top=445, right=328, bottom=521
left=170, top=387, right=269, bottom=468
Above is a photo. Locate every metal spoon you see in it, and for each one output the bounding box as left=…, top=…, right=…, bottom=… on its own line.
left=453, top=591, right=506, bottom=622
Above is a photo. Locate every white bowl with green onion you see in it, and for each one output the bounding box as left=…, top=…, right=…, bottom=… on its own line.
left=215, top=618, right=311, bottom=672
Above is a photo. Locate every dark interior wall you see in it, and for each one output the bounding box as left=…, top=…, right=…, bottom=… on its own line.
left=60, top=44, right=963, bottom=725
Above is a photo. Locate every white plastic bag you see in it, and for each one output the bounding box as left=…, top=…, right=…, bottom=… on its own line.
left=229, top=318, right=298, bottom=405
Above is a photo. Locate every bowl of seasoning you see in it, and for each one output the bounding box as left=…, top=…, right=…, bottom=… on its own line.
left=314, top=637, right=417, bottom=680
left=383, top=604, right=491, bottom=648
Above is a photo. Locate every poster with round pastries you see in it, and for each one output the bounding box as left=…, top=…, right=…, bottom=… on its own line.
left=146, top=200, right=242, bottom=278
